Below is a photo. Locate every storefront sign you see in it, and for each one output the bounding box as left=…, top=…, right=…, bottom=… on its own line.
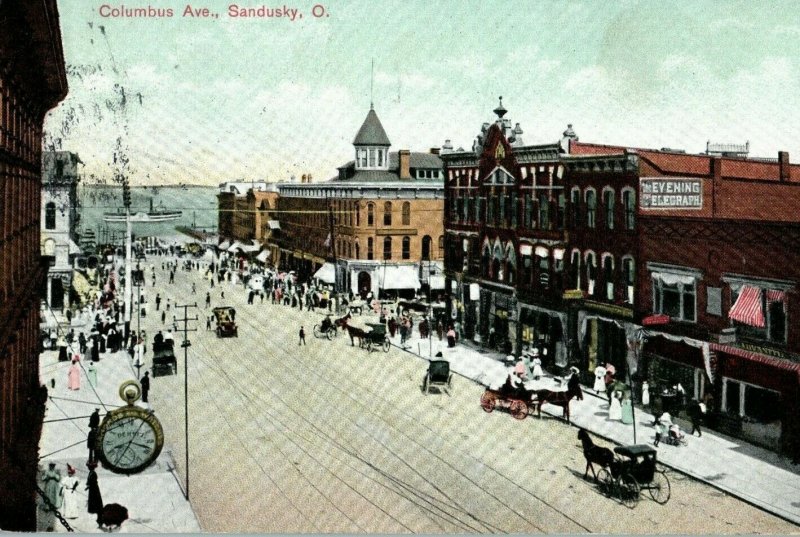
left=640, top=177, right=702, bottom=209
left=584, top=300, right=634, bottom=318
left=562, top=289, right=584, bottom=300
left=469, top=283, right=480, bottom=301
left=738, top=342, right=796, bottom=361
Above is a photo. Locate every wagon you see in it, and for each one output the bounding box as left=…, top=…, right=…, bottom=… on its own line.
left=362, top=322, right=390, bottom=352
left=151, top=339, right=177, bottom=377
left=480, top=385, right=539, bottom=420
left=596, top=444, right=671, bottom=508
left=212, top=306, right=238, bottom=338
left=422, top=360, right=452, bottom=395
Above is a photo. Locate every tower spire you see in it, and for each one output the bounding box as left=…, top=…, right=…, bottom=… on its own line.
left=370, top=58, right=374, bottom=110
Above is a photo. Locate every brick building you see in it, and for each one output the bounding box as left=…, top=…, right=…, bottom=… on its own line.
left=0, top=0, right=68, bottom=529
left=272, top=106, right=445, bottom=298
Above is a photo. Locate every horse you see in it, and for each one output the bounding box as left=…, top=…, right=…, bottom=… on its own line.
left=577, top=429, right=614, bottom=482
left=344, top=323, right=368, bottom=347
left=333, top=312, right=351, bottom=333
left=535, top=382, right=583, bottom=423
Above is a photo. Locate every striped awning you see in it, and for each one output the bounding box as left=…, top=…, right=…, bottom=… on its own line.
left=728, top=285, right=764, bottom=327
left=767, top=289, right=786, bottom=303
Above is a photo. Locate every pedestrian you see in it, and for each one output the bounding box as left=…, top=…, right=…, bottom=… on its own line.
left=446, top=326, right=456, bottom=348
left=85, top=462, right=103, bottom=527
left=87, top=427, right=98, bottom=463
left=87, top=361, right=97, bottom=388
left=654, top=412, right=670, bottom=447
left=89, top=408, right=100, bottom=430
left=41, top=462, right=62, bottom=512
left=67, top=357, right=81, bottom=390
left=57, top=334, right=68, bottom=362
left=688, top=398, right=704, bottom=436
left=299, top=326, right=306, bottom=345
left=436, top=320, right=444, bottom=341
left=593, top=364, right=607, bottom=394
left=531, top=349, right=543, bottom=379
left=206, top=316, right=212, bottom=330
left=221, top=290, right=225, bottom=299
left=155, top=293, right=161, bottom=310
left=60, top=464, right=80, bottom=519
left=78, top=332, right=87, bottom=354
left=161, top=309, right=167, bottom=324
left=140, top=371, right=150, bottom=403
left=191, top=282, right=196, bottom=294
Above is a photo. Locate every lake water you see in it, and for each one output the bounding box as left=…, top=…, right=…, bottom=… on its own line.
left=77, top=185, right=218, bottom=242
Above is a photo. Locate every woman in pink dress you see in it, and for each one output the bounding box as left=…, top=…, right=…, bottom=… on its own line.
left=67, top=357, right=81, bottom=390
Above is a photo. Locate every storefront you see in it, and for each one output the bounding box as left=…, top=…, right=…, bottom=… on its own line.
left=478, top=286, right=517, bottom=355
left=518, top=304, right=567, bottom=370
left=577, top=308, right=636, bottom=383
left=640, top=334, right=711, bottom=416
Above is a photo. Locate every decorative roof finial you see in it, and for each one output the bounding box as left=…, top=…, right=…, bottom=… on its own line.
left=494, top=96, right=507, bottom=119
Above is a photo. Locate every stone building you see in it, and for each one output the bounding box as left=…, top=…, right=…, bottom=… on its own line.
left=0, top=0, right=68, bottom=529
left=273, top=106, right=445, bottom=298
left=41, top=151, right=82, bottom=312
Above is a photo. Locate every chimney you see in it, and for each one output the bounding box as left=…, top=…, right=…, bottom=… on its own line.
left=301, top=174, right=307, bottom=183
left=779, top=151, right=790, bottom=182
left=399, top=150, right=411, bottom=179
left=429, top=148, right=441, bottom=155
left=307, top=173, right=313, bottom=183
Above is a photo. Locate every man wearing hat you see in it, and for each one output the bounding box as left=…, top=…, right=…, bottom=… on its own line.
left=567, top=366, right=582, bottom=396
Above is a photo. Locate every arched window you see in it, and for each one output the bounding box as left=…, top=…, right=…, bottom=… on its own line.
left=570, top=249, right=581, bottom=289
left=367, top=237, right=374, bottom=260
left=539, top=194, right=550, bottom=230
left=493, top=241, right=504, bottom=281
left=45, top=202, right=56, bottom=230
left=347, top=242, right=352, bottom=258
left=402, top=202, right=411, bottom=225
left=482, top=241, right=491, bottom=278
left=505, top=243, right=516, bottom=285
left=355, top=202, right=360, bottom=227
left=622, top=188, right=635, bottom=230
left=622, top=256, right=635, bottom=303
left=602, top=254, right=614, bottom=300
left=421, top=235, right=432, bottom=261
left=603, top=188, right=615, bottom=230
left=383, top=236, right=392, bottom=260
left=367, top=203, right=374, bottom=226
left=383, top=201, right=392, bottom=226
left=355, top=241, right=360, bottom=260
left=585, top=251, right=598, bottom=296
left=402, top=236, right=410, bottom=259
left=586, top=189, right=596, bottom=228
left=570, top=187, right=581, bottom=229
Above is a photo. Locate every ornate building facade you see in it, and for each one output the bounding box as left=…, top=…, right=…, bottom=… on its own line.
left=0, top=0, right=68, bottom=529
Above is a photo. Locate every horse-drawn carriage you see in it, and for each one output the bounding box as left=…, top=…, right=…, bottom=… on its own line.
left=343, top=317, right=390, bottom=352
left=212, top=306, right=238, bottom=338
left=312, top=315, right=338, bottom=340
left=595, top=444, right=671, bottom=508
left=422, top=359, right=453, bottom=395
left=480, top=378, right=583, bottom=421
left=151, top=339, right=177, bottom=377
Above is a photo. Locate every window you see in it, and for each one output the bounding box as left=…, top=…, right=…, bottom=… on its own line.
left=522, top=253, right=533, bottom=286
left=464, top=194, right=471, bottom=224
left=570, top=250, right=581, bottom=289
left=603, top=189, right=615, bottom=229
left=378, top=149, right=384, bottom=167
left=355, top=241, right=360, bottom=259
left=56, top=160, right=64, bottom=177
left=367, top=203, right=374, bottom=226
left=730, top=285, right=788, bottom=343
left=359, top=149, right=368, bottom=167
left=623, top=189, right=635, bottom=230
left=506, top=245, right=516, bottom=285
left=383, top=202, right=392, bottom=226
left=369, top=149, right=375, bottom=167
left=475, top=196, right=482, bottom=222
left=402, top=202, right=410, bottom=225
left=487, top=191, right=494, bottom=222
left=367, top=237, right=373, bottom=260
left=510, top=191, right=517, bottom=228
left=524, top=193, right=533, bottom=228
left=603, top=255, right=614, bottom=300
left=622, top=257, right=635, bottom=303
left=499, top=190, right=506, bottom=225
left=652, top=273, right=696, bottom=322
left=557, top=193, right=566, bottom=229
left=586, top=252, right=597, bottom=296
left=401, top=236, right=410, bottom=259
left=421, top=235, right=431, bottom=260
left=539, top=194, right=550, bottom=230
left=722, top=379, right=781, bottom=423
left=571, top=188, right=580, bottom=228
left=355, top=202, right=360, bottom=227
left=45, top=202, right=56, bottom=230
left=586, top=189, right=596, bottom=228
left=383, top=236, right=392, bottom=260
left=438, top=235, right=444, bottom=257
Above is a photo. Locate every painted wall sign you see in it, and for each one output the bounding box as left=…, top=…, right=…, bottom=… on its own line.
left=640, top=177, right=703, bottom=209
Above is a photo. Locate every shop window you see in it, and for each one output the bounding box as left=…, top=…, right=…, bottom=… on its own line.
left=45, top=202, right=56, bottom=230
left=623, top=189, right=635, bottom=230
left=653, top=275, right=696, bottom=322
left=586, top=189, right=596, bottom=228
left=402, top=236, right=410, bottom=259
left=539, top=194, right=550, bottom=230
left=603, top=189, right=615, bottom=229
left=383, top=236, right=392, bottom=260
left=367, top=203, right=374, bottom=226
left=384, top=202, right=392, bottom=226
left=744, top=384, right=781, bottom=423
left=367, top=237, right=373, bottom=260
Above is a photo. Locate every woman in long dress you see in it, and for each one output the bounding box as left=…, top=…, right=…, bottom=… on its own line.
left=531, top=352, right=544, bottom=380
left=608, top=390, right=623, bottom=420
left=593, top=365, right=607, bottom=393
left=67, top=358, right=81, bottom=390
left=86, top=463, right=103, bottom=526
left=42, top=463, right=62, bottom=511
left=60, top=464, right=80, bottom=519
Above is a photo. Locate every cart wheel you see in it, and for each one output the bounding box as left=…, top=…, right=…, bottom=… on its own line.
left=326, top=328, right=334, bottom=340
left=619, top=473, right=640, bottom=508
left=510, top=400, right=528, bottom=420
left=648, top=470, right=671, bottom=505
left=480, top=391, right=496, bottom=413
left=596, top=468, right=613, bottom=497
left=382, top=338, right=390, bottom=352
left=313, top=324, right=323, bottom=338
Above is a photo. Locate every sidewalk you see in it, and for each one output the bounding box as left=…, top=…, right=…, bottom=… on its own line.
left=394, top=328, right=800, bottom=526
left=37, top=322, right=201, bottom=532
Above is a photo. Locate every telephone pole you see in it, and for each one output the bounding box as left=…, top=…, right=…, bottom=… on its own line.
left=175, top=303, right=198, bottom=500
left=327, top=196, right=339, bottom=296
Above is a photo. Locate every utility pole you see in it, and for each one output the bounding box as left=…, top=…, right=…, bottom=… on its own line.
left=123, top=181, right=132, bottom=344
left=327, top=197, right=339, bottom=297
left=175, top=303, right=198, bottom=500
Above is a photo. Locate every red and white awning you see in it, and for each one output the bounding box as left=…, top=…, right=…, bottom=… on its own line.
left=728, top=285, right=764, bottom=327
left=766, top=289, right=786, bottom=303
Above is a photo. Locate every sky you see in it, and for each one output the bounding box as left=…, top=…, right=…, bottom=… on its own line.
left=45, top=0, right=800, bottom=186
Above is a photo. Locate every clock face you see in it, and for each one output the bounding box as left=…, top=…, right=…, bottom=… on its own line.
left=97, top=407, right=164, bottom=475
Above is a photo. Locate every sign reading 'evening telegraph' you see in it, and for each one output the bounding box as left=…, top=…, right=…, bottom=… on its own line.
left=640, top=177, right=703, bottom=209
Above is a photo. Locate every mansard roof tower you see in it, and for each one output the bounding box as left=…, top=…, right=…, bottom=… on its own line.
left=353, top=105, right=391, bottom=171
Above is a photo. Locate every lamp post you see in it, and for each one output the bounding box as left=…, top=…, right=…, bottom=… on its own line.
left=123, top=181, right=132, bottom=345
